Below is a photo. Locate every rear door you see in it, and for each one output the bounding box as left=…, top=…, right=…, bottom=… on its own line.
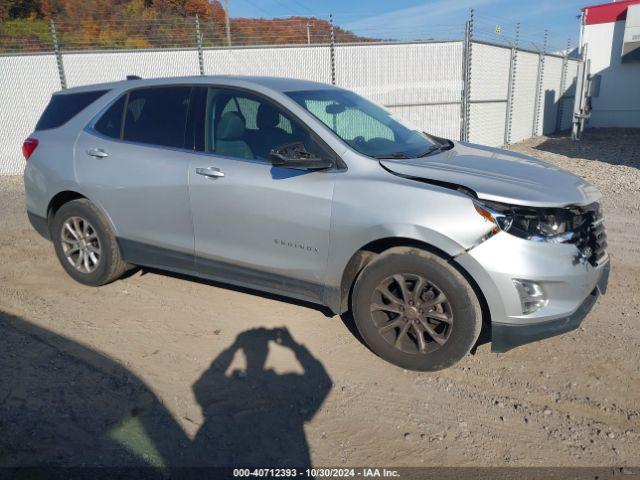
left=75, top=85, right=196, bottom=268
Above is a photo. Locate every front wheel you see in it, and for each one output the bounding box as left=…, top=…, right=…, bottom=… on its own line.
left=351, top=247, right=482, bottom=371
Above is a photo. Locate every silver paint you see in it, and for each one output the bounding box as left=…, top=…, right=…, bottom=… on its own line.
left=24, top=75, right=609, bottom=334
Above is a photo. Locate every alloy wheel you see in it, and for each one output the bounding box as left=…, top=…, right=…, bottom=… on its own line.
left=370, top=273, right=453, bottom=354
left=60, top=216, right=101, bottom=274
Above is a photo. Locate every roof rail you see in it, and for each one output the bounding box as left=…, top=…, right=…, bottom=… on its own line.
left=126, top=75, right=142, bottom=80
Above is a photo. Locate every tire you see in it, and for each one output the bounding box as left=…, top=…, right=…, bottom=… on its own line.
left=351, top=247, right=482, bottom=371
left=51, top=198, right=130, bottom=286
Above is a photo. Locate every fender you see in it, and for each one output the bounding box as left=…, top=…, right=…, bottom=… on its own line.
left=44, top=183, right=122, bottom=240
left=323, top=223, right=467, bottom=313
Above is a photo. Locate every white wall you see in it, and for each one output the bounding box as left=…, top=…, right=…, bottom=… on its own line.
left=467, top=42, right=579, bottom=147
left=335, top=42, right=463, bottom=140
left=0, top=54, right=61, bottom=175
left=65, top=50, right=200, bottom=87
left=583, top=21, right=640, bottom=127
left=0, top=41, right=578, bottom=175
left=468, top=42, right=511, bottom=147
left=509, top=51, right=540, bottom=144
left=203, top=45, right=331, bottom=82
left=537, top=56, right=564, bottom=135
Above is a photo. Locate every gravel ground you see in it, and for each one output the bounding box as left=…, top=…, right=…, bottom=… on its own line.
left=515, top=129, right=640, bottom=268
left=0, top=129, right=639, bottom=472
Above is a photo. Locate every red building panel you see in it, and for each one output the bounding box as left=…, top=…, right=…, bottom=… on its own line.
left=582, top=0, right=640, bottom=25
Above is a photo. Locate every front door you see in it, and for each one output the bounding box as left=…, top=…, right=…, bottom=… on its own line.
left=188, top=87, right=339, bottom=303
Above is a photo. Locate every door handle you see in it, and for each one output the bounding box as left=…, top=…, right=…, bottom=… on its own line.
left=86, top=148, right=108, bottom=158
left=196, top=166, right=225, bottom=179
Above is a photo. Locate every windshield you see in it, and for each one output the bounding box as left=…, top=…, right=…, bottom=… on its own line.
left=285, top=89, right=436, bottom=159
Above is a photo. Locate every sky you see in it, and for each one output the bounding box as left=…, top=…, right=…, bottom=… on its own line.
left=226, top=0, right=591, bottom=52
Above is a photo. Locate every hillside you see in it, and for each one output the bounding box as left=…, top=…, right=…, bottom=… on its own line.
left=0, top=0, right=370, bottom=52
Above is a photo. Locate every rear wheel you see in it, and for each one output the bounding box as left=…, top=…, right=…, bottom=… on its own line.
left=352, top=247, right=482, bottom=371
left=51, top=198, right=130, bottom=286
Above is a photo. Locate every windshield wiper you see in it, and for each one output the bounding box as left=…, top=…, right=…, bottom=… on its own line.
left=374, top=152, right=412, bottom=159
left=416, top=145, right=443, bottom=157
left=375, top=142, right=452, bottom=160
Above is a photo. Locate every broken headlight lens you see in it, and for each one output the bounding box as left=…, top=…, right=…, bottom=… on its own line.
left=474, top=201, right=580, bottom=243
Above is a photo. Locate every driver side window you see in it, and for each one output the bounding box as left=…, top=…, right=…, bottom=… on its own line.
left=204, top=88, right=330, bottom=163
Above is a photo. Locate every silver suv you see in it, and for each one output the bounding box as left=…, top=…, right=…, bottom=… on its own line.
left=23, top=76, right=610, bottom=371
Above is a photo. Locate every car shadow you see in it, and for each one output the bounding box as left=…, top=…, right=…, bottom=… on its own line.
left=0, top=310, right=332, bottom=470
left=137, top=267, right=335, bottom=318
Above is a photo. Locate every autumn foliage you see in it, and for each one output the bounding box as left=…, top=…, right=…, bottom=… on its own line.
left=0, top=0, right=368, bottom=52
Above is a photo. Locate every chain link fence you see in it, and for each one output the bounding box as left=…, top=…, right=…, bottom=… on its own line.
left=0, top=11, right=581, bottom=175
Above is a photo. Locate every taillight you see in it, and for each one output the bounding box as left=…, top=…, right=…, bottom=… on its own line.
left=22, top=138, right=39, bottom=161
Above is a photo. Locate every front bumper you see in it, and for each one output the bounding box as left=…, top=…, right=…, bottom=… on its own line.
left=491, top=261, right=609, bottom=352
left=455, top=231, right=610, bottom=353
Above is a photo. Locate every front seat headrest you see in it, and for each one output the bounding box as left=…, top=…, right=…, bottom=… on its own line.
left=256, top=103, right=280, bottom=129
left=217, top=111, right=246, bottom=141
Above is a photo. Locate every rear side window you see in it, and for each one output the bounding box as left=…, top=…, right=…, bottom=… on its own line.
left=36, top=90, right=107, bottom=130
left=94, top=95, right=126, bottom=139
left=122, top=86, right=192, bottom=148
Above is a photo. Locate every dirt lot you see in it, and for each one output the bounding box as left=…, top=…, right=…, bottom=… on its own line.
left=1, top=129, right=639, bottom=470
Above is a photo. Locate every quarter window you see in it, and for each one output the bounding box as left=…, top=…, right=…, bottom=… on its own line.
left=36, top=90, right=107, bottom=131
left=122, top=86, right=192, bottom=148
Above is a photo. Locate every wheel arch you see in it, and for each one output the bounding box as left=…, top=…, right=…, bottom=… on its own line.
left=335, top=237, right=492, bottom=332
left=46, top=190, right=119, bottom=239
left=47, top=191, right=87, bottom=228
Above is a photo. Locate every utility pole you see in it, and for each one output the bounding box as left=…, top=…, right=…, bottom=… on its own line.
left=306, top=22, right=311, bottom=44
left=224, top=0, right=231, bottom=46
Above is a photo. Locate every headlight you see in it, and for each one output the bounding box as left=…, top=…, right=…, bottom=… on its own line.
left=474, top=200, right=581, bottom=243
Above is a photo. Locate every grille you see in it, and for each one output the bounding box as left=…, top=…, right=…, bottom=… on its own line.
left=573, top=202, right=607, bottom=266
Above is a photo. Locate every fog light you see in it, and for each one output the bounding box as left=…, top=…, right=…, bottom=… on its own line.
left=513, top=279, right=548, bottom=314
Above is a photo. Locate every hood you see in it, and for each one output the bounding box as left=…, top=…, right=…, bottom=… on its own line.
left=380, top=141, right=601, bottom=208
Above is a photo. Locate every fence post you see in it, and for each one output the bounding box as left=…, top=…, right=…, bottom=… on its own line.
left=460, top=9, right=473, bottom=142
left=195, top=14, right=205, bottom=75
left=532, top=29, right=548, bottom=137
left=556, top=38, right=571, bottom=132
left=329, top=14, right=336, bottom=85
left=50, top=18, right=67, bottom=89
left=224, top=0, right=232, bottom=46
left=503, top=22, right=520, bottom=147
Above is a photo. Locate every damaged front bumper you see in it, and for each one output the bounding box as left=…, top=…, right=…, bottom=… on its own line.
left=455, top=231, right=610, bottom=353
left=491, top=261, right=609, bottom=352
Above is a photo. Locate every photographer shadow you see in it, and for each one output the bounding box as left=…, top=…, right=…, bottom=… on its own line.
left=1, top=309, right=331, bottom=469
left=189, top=327, right=333, bottom=467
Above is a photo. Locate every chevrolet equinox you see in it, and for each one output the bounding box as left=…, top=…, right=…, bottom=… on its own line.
left=23, top=76, right=610, bottom=371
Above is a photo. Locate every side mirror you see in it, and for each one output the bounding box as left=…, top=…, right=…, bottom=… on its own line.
left=270, top=142, right=333, bottom=170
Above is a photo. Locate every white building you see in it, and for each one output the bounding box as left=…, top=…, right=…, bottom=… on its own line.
left=580, top=0, right=640, bottom=127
